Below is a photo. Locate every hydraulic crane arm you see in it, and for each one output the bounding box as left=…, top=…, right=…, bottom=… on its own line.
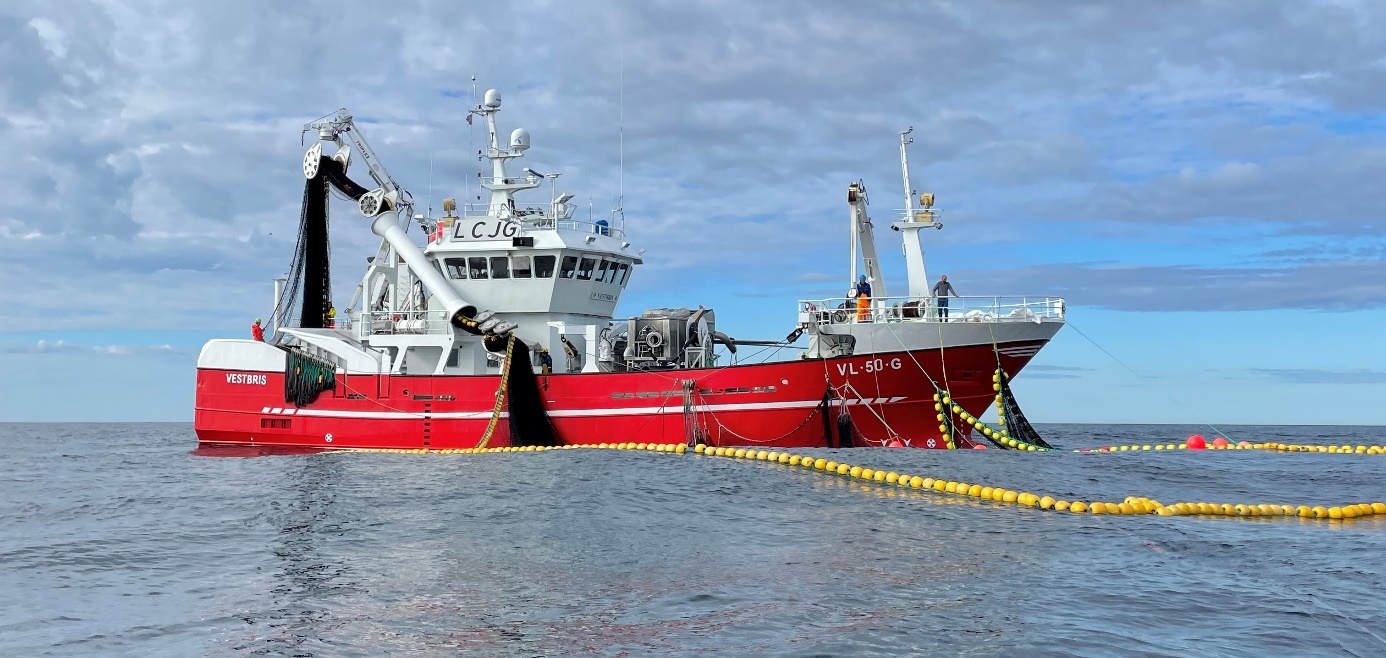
left=303, top=109, right=415, bottom=219
left=847, top=181, right=887, bottom=300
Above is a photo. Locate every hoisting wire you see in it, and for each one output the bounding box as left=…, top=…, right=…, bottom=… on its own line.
left=1064, top=319, right=1236, bottom=442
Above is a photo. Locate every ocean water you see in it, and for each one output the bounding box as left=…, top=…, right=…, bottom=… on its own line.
left=2, top=423, right=1384, bottom=657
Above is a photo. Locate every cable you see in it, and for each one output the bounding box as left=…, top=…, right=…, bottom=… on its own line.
left=1064, top=319, right=1237, bottom=441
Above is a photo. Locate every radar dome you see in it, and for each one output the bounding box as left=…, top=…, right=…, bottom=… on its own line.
left=510, top=128, right=530, bottom=152
left=483, top=89, right=502, bottom=109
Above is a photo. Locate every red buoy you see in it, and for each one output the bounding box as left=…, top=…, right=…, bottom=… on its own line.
left=973, top=444, right=987, bottom=450
left=886, top=439, right=905, bottom=448
left=1187, top=434, right=1206, bottom=450
left=1211, top=436, right=1229, bottom=448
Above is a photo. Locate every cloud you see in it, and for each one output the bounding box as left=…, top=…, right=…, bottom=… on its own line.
left=1021, top=364, right=1096, bottom=380
left=3, top=0, right=1386, bottom=335
left=960, top=259, right=1386, bottom=312
left=0, top=339, right=185, bottom=357
left=1251, top=368, right=1386, bottom=385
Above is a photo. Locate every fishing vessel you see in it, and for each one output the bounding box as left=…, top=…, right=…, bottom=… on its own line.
left=194, top=89, right=1065, bottom=450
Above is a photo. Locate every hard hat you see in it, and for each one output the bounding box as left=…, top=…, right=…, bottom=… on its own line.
left=859, top=275, right=867, bottom=281
left=254, top=318, right=261, bottom=324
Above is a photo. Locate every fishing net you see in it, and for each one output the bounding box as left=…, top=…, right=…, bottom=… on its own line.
left=505, top=338, right=563, bottom=447
left=997, top=370, right=1053, bottom=449
left=285, top=350, right=337, bottom=407
left=270, top=157, right=369, bottom=337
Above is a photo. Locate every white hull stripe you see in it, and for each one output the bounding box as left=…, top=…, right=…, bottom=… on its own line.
left=290, top=408, right=502, bottom=420
left=249, top=397, right=909, bottom=421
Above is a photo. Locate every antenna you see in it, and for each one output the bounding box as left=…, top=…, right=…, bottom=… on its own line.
left=900, top=126, right=915, bottom=220
left=466, top=75, right=477, bottom=207
left=616, top=12, right=626, bottom=233
left=619, top=30, right=624, bottom=204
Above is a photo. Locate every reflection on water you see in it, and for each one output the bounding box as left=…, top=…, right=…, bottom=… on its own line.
left=231, top=454, right=357, bottom=656
left=3, top=423, right=1386, bottom=657
left=191, top=444, right=327, bottom=458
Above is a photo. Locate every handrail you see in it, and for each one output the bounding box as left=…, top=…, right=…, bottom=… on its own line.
left=797, top=295, right=1065, bottom=325
left=358, top=309, right=451, bottom=337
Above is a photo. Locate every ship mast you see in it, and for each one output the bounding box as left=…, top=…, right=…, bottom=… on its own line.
left=893, top=126, right=940, bottom=298
left=469, top=89, right=542, bottom=217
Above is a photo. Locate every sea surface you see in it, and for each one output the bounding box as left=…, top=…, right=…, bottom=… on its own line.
left=2, top=423, right=1384, bottom=657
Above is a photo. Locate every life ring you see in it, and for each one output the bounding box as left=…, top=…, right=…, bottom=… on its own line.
left=802, top=301, right=817, bottom=313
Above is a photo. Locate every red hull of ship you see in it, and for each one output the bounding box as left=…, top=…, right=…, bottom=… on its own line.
left=195, top=341, right=1045, bottom=450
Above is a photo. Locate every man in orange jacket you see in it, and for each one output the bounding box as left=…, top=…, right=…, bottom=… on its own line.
left=854, top=275, right=871, bottom=322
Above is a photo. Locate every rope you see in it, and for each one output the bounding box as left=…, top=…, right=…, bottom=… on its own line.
left=838, top=380, right=909, bottom=447
left=878, top=321, right=956, bottom=448
left=1065, top=319, right=1236, bottom=441
left=476, top=335, right=517, bottom=449
left=709, top=406, right=822, bottom=444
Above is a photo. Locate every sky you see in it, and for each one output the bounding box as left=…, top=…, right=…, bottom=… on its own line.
left=1, top=0, right=1384, bottom=424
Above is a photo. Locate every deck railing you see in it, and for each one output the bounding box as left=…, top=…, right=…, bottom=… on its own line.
left=357, top=310, right=451, bottom=338
left=797, top=295, right=1065, bottom=326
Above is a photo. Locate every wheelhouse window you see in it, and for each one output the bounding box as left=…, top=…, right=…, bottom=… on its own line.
left=512, top=255, right=532, bottom=278
left=576, top=257, right=596, bottom=280
left=617, top=262, right=630, bottom=285
left=560, top=256, right=578, bottom=279
left=490, top=256, right=509, bottom=279
left=595, top=259, right=610, bottom=283
left=535, top=255, right=556, bottom=278
left=468, top=257, right=488, bottom=279
left=444, top=258, right=467, bottom=279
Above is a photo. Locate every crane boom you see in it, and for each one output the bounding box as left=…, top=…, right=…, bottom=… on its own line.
left=302, top=109, right=414, bottom=219
left=847, top=181, right=887, bottom=300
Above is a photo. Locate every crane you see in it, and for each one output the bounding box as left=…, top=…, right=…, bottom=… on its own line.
left=847, top=180, right=887, bottom=302
left=302, top=109, right=415, bottom=220
left=299, top=108, right=513, bottom=337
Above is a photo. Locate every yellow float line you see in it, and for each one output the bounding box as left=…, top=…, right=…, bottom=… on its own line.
left=690, top=445, right=1386, bottom=523
left=334, top=443, right=1383, bottom=522
left=1078, top=443, right=1386, bottom=454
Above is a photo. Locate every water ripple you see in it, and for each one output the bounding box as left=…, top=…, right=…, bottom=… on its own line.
left=0, top=422, right=1383, bottom=656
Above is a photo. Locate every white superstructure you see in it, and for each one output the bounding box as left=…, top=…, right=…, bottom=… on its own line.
left=278, top=89, right=645, bottom=377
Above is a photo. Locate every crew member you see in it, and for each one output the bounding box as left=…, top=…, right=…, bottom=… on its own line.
left=251, top=318, right=265, bottom=342
left=539, top=347, right=553, bottom=375
left=854, top=274, right=872, bottom=322
left=932, top=275, right=958, bottom=320
left=326, top=306, right=336, bottom=329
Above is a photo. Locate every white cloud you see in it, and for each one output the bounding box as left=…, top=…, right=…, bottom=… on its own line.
left=2, top=339, right=181, bottom=356
left=3, top=0, right=1386, bottom=335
